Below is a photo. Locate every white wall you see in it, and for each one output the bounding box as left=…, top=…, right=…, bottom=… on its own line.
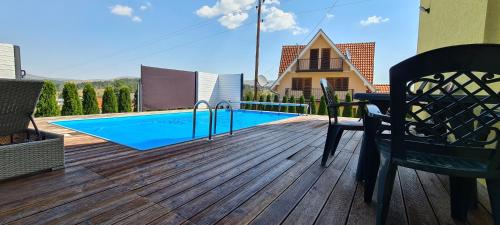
left=196, top=72, right=242, bottom=109
left=0, top=44, right=16, bottom=79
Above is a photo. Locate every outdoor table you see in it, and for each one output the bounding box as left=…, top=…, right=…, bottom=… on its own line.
left=353, top=92, right=480, bottom=211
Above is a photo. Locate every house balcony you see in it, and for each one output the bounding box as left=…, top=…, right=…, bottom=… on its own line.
left=296, top=58, right=343, bottom=72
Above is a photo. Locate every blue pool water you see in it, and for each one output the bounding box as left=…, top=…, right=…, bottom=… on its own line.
left=52, top=110, right=297, bottom=150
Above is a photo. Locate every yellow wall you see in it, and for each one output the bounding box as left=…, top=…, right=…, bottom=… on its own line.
left=275, top=35, right=369, bottom=96
left=417, top=0, right=500, bottom=53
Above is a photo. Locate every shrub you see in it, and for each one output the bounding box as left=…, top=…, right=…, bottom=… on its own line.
left=342, top=93, right=353, bottom=117
left=118, top=86, right=132, bottom=113
left=243, top=95, right=251, bottom=109
left=258, top=95, right=265, bottom=110
left=82, top=83, right=100, bottom=115
left=102, top=86, right=118, bottom=113
left=61, top=82, right=82, bottom=116
left=272, top=95, right=280, bottom=111
left=288, top=96, right=296, bottom=113
left=318, top=96, right=327, bottom=115
left=309, top=96, right=317, bottom=114
left=334, top=94, right=340, bottom=116
left=299, top=95, right=306, bottom=114
left=133, top=89, right=139, bottom=112
left=35, top=81, right=59, bottom=117
left=280, top=96, right=288, bottom=112
left=265, top=94, right=272, bottom=111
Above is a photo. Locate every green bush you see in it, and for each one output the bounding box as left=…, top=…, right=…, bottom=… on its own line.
left=243, top=95, right=251, bottom=109
left=309, top=96, right=317, bottom=114
left=133, top=89, right=139, bottom=112
left=61, top=82, right=82, bottom=116
left=298, top=95, right=305, bottom=114
left=342, top=93, right=353, bottom=117
left=272, top=95, right=280, bottom=111
left=35, top=81, right=59, bottom=117
left=288, top=96, right=296, bottom=113
left=318, top=96, right=327, bottom=115
left=102, top=86, right=118, bottom=113
left=82, top=83, right=100, bottom=115
left=281, top=96, right=288, bottom=112
left=258, top=95, right=265, bottom=110
left=118, top=86, right=132, bottom=113
left=334, top=94, right=340, bottom=116
left=265, top=94, right=272, bottom=111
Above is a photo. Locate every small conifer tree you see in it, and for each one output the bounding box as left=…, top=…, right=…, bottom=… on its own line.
left=102, top=86, right=118, bottom=113
left=299, top=95, right=306, bottom=114
left=118, top=86, right=132, bottom=113
left=258, top=95, right=265, bottom=110
left=281, top=96, right=288, bottom=112
left=82, top=83, right=100, bottom=115
left=318, top=96, right=327, bottom=115
left=265, top=94, right=272, bottom=111
left=288, top=96, right=296, bottom=113
left=35, top=81, right=59, bottom=117
left=309, top=96, right=317, bottom=114
left=272, top=95, right=280, bottom=111
left=61, top=82, right=82, bottom=116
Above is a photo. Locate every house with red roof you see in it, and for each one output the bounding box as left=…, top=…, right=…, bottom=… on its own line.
left=271, top=30, right=389, bottom=100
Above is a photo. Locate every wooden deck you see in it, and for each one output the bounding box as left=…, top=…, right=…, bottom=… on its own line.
left=0, top=112, right=495, bottom=225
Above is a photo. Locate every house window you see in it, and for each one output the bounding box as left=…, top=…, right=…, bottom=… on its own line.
left=326, top=77, right=349, bottom=91
left=292, top=78, right=312, bottom=90
left=321, top=48, right=331, bottom=70
left=309, top=49, right=319, bottom=70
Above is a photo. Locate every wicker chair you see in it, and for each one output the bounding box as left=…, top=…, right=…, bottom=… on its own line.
left=0, top=79, right=64, bottom=180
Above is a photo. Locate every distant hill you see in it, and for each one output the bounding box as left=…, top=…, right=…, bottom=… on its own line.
left=25, top=74, right=140, bottom=94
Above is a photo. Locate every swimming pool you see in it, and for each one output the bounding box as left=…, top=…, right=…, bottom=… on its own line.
left=52, top=110, right=297, bottom=150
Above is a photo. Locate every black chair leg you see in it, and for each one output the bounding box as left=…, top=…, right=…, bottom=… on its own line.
left=376, top=160, right=397, bottom=225
left=450, top=177, right=476, bottom=221
left=330, top=127, right=343, bottom=155
left=363, top=148, right=380, bottom=203
left=486, top=179, right=500, bottom=225
left=321, top=125, right=336, bottom=166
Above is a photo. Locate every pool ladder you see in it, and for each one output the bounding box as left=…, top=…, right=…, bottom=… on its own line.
left=192, top=100, right=233, bottom=141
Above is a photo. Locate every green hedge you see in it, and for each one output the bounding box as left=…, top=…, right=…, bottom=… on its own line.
left=61, top=83, right=82, bottom=116
left=35, top=81, right=59, bottom=117
left=309, top=96, right=316, bottom=114
left=281, top=96, right=288, bottom=112
left=342, top=92, right=353, bottom=117
left=318, top=96, right=327, bottom=115
left=102, top=86, right=118, bottom=113
left=82, top=83, right=100, bottom=115
left=118, top=86, right=132, bottom=113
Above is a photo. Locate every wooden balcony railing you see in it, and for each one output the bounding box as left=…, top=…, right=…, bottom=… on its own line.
left=283, top=88, right=354, bottom=101
left=297, top=58, right=343, bottom=72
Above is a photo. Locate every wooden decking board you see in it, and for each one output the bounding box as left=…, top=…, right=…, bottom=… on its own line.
left=0, top=114, right=493, bottom=225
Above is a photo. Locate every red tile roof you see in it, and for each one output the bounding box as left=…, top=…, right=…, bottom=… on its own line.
left=373, top=84, right=390, bottom=93
left=278, top=42, right=376, bottom=84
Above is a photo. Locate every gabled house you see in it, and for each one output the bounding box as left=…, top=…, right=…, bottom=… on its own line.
left=271, top=30, right=389, bottom=100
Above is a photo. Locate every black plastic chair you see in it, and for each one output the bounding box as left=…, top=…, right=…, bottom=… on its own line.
left=365, top=44, right=500, bottom=225
left=319, top=78, right=366, bottom=166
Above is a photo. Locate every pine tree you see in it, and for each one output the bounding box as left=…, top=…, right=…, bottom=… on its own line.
left=258, top=95, right=265, bottom=110
left=265, top=94, right=272, bottom=111
left=288, top=96, right=296, bottom=113
left=342, top=92, right=353, bottom=117
left=133, top=89, right=139, bottom=112
left=61, top=82, right=82, bottom=116
left=299, top=95, right=306, bottom=114
left=318, top=96, right=327, bottom=115
left=309, top=96, right=317, bottom=114
left=82, top=83, right=100, bottom=115
left=243, top=95, right=251, bottom=109
left=102, top=86, right=118, bottom=113
left=118, top=86, right=132, bottom=113
left=281, top=96, right=288, bottom=112
left=272, top=95, right=280, bottom=111
left=35, top=81, right=59, bottom=117
left=334, top=94, right=340, bottom=116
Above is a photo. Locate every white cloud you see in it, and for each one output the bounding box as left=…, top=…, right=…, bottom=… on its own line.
left=261, top=6, right=307, bottom=35
left=196, top=0, right=307, bottom=34
left=140, top=2, right=152, bottom=11
left=110, top=4, right=133, bottom=17
left=132, top=16, right=142, bottom=22
left=360, top=15, right=389, bottom=26
left=326, top=13, right=334, bottom=19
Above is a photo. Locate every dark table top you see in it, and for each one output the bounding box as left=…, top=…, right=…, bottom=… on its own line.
left=354, top=93, right=390, bottom=101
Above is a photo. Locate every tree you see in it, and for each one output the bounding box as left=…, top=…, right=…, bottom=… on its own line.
left=288, top=96, right=296, bottom=113
left=342, top=92, right=353, bottom=117
left=299, top=95, right=306, bottom=114
left=334, top=94, right=340, bottom=116
left=118, top=86, right=132, bottom=113
left=272, top=95, right=280, bottom=111
left=133, top=89, right=139, bottom=112
left=318, top=96, right=327, bottom=115
left=243, top=95, right=251, bottom=109
left=102, top=86, right=118, bottom=113
left=281, top=96, right=288, bottom=112
left=265, top=94, right=272, bottom=111
left=35, top=81, right=59, bottom=117
left=82, top=83, right=100, bottom=115
left=309, top=96, right=317, bottom=114
left=61, top=82, right=82, bottom=116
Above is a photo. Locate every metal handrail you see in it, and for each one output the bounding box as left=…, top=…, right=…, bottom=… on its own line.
left=214, top=100, right=234, bottom=135
left=192, top=100, right=213, bottom=141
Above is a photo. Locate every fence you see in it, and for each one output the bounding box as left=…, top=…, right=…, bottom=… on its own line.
left=282, top=88, right=354, bottom=101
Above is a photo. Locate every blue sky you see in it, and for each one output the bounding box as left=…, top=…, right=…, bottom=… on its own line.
left=0, top=0, right=419, bottom=84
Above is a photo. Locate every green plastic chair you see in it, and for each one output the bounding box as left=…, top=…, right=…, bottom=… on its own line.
left=365, top=44, right=500, bottom=225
